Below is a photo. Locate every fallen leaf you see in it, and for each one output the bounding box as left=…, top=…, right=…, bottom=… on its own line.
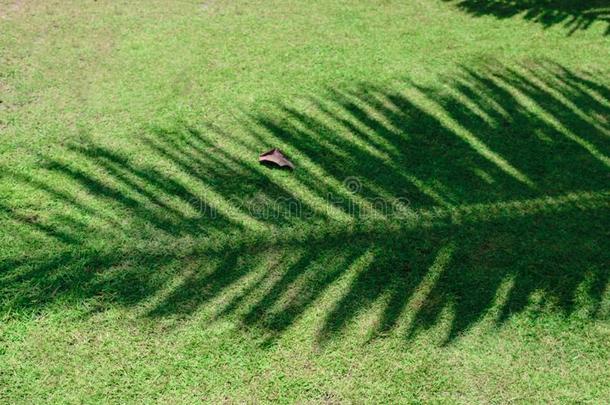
left=259, top=148, right=295, bottom=170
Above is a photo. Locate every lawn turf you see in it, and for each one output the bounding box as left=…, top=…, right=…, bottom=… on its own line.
left=1, top=0, right=609, bottom=402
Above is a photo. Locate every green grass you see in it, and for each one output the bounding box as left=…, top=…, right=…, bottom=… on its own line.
left=1, top=0, right=609, bottom=402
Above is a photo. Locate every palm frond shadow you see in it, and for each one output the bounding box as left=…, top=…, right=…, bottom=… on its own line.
left=444, top=0, right=610, bottom=35
left=1, top=61, right=608, bottom=346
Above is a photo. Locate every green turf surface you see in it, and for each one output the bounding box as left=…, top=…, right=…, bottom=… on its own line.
left=1, top=0, right=609, bottom=402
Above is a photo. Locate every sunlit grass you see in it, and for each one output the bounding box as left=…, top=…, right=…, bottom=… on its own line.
left=1, top=0, right=609, bottom=402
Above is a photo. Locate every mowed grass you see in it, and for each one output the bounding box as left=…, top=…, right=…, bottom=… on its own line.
left=1, top=0, right=609, bottom=402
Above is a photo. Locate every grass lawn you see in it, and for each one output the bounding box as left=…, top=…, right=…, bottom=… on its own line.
left=1, top=0, right=609, bottom=402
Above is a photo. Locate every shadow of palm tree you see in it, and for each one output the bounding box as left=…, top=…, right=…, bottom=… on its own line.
left=1, top=60, right=608, bottom=346
left=443, top=0, right=610, bottom=35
